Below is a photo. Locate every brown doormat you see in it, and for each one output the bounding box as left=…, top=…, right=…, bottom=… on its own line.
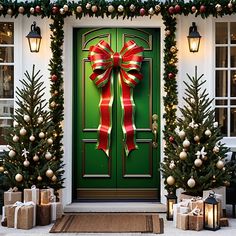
left=50, top=213, right=164, bottom=234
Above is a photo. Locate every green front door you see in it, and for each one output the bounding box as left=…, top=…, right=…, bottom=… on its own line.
left=73, top=28, right=160, bottom=200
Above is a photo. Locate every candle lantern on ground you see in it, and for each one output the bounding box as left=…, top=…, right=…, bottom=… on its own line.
left=203, top=192, right=220, bottom=231
left=166, top=192, right=177, bottom=220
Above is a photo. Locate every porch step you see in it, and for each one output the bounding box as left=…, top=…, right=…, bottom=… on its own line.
left=64, top=202, right=166, bottom=213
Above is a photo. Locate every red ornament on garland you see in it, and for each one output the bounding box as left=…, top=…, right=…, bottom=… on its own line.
left=199, top=5, right=206, bottom=13
left=35, top=5, right=41, bottom=13
left=168, top=6, right=175, bottom=15
left=51, top=74, right=58, bottom=82
left=174, top=4, right=181, bottom=13
left=52, top=6, right=59, bottom=14
left=168, top=73, right=175, bottom=79
left=169, top=136, right=175, bottom=143
left=139, top=8, right=146, bottom=16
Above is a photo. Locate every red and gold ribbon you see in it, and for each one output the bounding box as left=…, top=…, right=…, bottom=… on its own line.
left=88, top=40, right=143, bottom=157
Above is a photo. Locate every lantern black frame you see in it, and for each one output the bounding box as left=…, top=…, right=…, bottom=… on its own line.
left=26, top=21, right=42, bottom=53
left=203, top=193, right=220, bottom=231
left=166, top=193, right=177, bottom=221
left=187, top=22, right=201, bottom=53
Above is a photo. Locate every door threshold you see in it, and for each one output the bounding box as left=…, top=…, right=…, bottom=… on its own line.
left=64, top=202, right=166, bottom=213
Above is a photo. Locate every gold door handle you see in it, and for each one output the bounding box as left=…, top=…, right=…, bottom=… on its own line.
left=152, top=114, right=158, bottom=148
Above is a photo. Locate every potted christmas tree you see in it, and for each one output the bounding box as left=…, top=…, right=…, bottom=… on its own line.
left=161, top=69, right=232, bottom=197
left=3, top=65, right=64, bottom=194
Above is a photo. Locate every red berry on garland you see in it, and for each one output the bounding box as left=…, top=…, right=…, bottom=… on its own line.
left=191, top=6, right=197, bottom=13
left=168, top=73, right=175, bottom=79
left=168, top=6, right=175, bottom=15
left=169, top=136, right=175, bottom=143
left=199, top=5, right=206, bottom=13
left=51, top=74, right=58, bottom=82
left=174, top=4, right=181, bottom=13
left=139, top=8, right=146, bottom=16
left=35, top=5, right=41, bottom=13
left=52, top=6, right=59, bottom=14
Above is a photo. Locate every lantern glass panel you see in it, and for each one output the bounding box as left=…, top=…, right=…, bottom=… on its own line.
left=188, top=37, right=200, bottom=52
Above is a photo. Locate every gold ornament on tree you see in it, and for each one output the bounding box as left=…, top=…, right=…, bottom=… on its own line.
left=179, top=150, right=187, bottom=160
left=20, top=127, right=27, bottom=136
left=15, top=173, right=23, bottom=182
left=167, top=176, right=175, bottom=185
left=46, top=168, right=54, bottom=178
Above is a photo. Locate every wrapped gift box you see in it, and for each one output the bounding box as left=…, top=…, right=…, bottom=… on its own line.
left=188, top=214, right=203, bottom=231
left=40, top=189, right=51, bottom=205
left=51, top=202, right=63, bottom=222
left=173, top=203, right=189, bottom=227
left=36, top=204, right=51, bottom=226
left=4, top=191, right=22, bottom=206
left=176, top=213, right=189, bottom=230
left=189, top=200, right=204, bottom=212
left=6, top=204, right=34, bottom=229
left=24, top=187, right=39, bottom=205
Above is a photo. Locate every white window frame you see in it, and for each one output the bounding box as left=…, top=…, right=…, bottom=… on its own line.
left=214, top=16, right=236, bottom=151
left=0, top=16, right=22, bottom=151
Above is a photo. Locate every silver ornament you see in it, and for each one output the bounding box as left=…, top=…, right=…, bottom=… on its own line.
left=15, top=173, right=23, bottom=182
left=183, top=139, right=190, bottom=148
left=179, top=150, right=187, bottom=160
left=20, top=127, right=27, bottom=136
left=187, top=177, right=196, bottom=188
left=13, top=135, right=19, bottom=142
left=29, top=135, right=35, bottom=141
left=179, top=130, right=186, bottom=139
left=216, top=160, right=224, bottom=169
left=46, top=169, right=54, bottom=178
left=23, top=159, right=30, bottom=167
left=39, top=132, right=45, bottom=138
left=194, top=158, right=202, bottom=167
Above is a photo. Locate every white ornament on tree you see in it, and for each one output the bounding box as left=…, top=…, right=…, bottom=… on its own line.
left=213, top=122, right=219, bottom=128
left=179, top=150, right=187, bottom=160
left=118, top=5, right=124, bottom=12
left=187, top=177, right=196, bottom=188
left=45, top=151, right=52, bottom=160
left=178, top=130, right=186, bottom=139
left=169, top=160, right=175, bottom=169
left=216, top=160, right=224, bottom=169
left=52, top=175, right=57, bottom=182
left=37, top=176, right=42, bottom=181
left=39, top=132, right=45, bottom=138
left=129, top=4, right=135, bottom=12
left=23, top=115, right=30, bottom=122
left=13, top=120, right=19, bottom=127
left=47, top=138, right=53, bottom=145
left=37, top=116, right=44, bottom=124
left=108, top=5, right=115, bottom=13
left=29, top=135, right=35, bottom=141
left=194, top=158, right=203, bottom=167
left=194, top=135, right=200, bottom=142
left=183, top=139, right=190, bottom=148
left=8, top=150, right=16, bottom=158
left=12, top=135, right=19, bottom=142
left=213, top=146, right=220, bottom=153
left=46, top=168, right=54, bottom=178
left=33, top=154, right=39, bottom=162
left=205, top=129, right=212, bottom=136
left=20, top=127, right=27, bottom=136
left=23, top=159, right=30, bottom=167
left=167, top=176, right=175, bottom=185
left=15, top=173, right=23, bottom=182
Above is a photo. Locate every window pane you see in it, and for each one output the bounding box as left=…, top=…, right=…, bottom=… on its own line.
left=215, top=108, right=227, bottom=136
left=216, top=100, right=228, bottom=105
left=231, top=100, right=236, bottom=105
left=216, top=47, right=228, bottom=67
left=0, top=65, right=14, bottom=98
left=0, top=22, right=14, bottom=44
left=215, top=70, right=227, bottom=97
left=0, top=119, right=12, bottom=145
left=216, top=22, right=227, bottom=44
left=230, top=70, right=236, bottom=97
left=231, top=108, right=236, bottom=136
left=231, top=47, right=236, bottom=67
left=0, top=100, right=13, bottom=117
left=230, top=22, right=236, bottom=44
left=0, top=47, right=13, bottom=62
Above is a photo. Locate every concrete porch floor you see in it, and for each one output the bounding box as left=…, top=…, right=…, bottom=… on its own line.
left=1, top=203, right=236, bottom=235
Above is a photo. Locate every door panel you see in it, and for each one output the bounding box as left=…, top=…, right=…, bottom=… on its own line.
left=73, top=28, right=160, bottom=200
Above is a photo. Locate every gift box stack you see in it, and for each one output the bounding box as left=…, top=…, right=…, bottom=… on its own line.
left=173, top=195, right=228, bottom=231
left=1, top=186, right=63, bottom=230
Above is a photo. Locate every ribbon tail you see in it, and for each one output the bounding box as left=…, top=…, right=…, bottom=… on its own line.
left=120, top=74, right=137, bottom=156
left=97, top=76, right=113, bottom=157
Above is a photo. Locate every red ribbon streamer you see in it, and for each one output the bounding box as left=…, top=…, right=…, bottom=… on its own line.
left=88, top=40, right=143, bottom=157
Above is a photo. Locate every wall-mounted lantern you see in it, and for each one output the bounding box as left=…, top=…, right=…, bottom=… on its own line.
left=187, top=22, right=201, bottom=53
left=26, top=21, right=42, bottom=53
